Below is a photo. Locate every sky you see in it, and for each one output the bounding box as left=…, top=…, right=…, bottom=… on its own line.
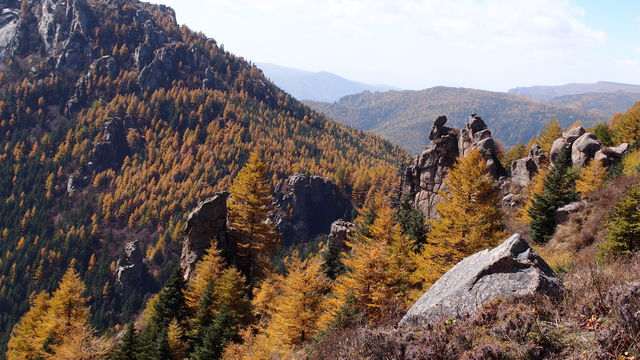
left=152, top=0, right=640, bottom=92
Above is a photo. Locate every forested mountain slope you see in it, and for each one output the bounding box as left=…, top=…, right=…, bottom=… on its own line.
left=547, top=91, right=640, bottom=117
left=0, top=0, right=409, bottom=354
left=305, top=87, right=608, bottom=154
left=509, top=81, right=640, bottom=102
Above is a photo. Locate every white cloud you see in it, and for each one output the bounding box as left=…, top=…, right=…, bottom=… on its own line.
left=634, top=45, right=640, bottom=55
left=615, top=59, right=639, bottom=67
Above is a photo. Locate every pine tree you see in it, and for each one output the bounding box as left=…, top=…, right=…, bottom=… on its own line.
left=192, top=306, right=237, bottom=360
left=396, top=195, right=426, bottom=247
left=576, top=159, right=606, bottom=197
left=528, top=147, right=578, bottom=243
left=112, top=322, right=137, bottom=360
left=412, top=148, right=505, bottom=290
left=153, top=267, right=188, bottom=328
left=536, top=118, right=563, bottom=153
left=519, top=166, right=548, bottom=223
left=228, top=150, right=280, bottom=284
left=598, top=183, right=640, bottom=258
left=322, top=237, right=344, bottom=280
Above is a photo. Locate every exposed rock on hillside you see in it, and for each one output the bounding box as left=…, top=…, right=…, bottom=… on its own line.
left=399, top=233, right=563, bottom=327
left=273, top=174, right=352, bottom=246
left=115, top=240, right=147, bottom=296
left=329, top=219, right=354, bottom=248
left=180, top=192, right=233, bottom=280
left=555, top=200, right=587, bottom=224
left=402, top=114, right=506, bottom=218
left=510, top=144, right=548, bottom=187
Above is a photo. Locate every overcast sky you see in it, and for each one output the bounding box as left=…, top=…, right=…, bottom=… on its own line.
left=152, top=0, right=640, bottom=92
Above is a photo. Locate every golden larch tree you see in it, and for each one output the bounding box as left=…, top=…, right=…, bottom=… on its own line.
left=228, top=150, right=280, bottom=284
left=536, top=118, right=563, bottom=153
left=412, top=148, right=505, bottom=290
left=576, top=159, right=607, bottom=197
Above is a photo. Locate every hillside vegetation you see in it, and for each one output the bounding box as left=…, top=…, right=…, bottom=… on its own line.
left=0, top=0, right=408, bottom=354
left=305, top=87, right=608, bottom=154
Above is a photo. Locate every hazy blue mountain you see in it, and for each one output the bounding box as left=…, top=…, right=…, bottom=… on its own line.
left=257, top=62, right=398, bottom=102
left=545, top=91, right=640, bottom=117
left=306, top=87, right=609, bottom=154
left=509, top=81, right=640, bottom=102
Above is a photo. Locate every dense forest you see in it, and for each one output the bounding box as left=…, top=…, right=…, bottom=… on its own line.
left=547, top=91, right=640, bottom=117
left=0, top=0, right=408, bottom=356
left=2, top=0, right=640, bottom=359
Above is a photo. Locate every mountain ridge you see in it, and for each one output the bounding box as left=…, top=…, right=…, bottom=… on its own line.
left=305, top=86, right=609, bottom=154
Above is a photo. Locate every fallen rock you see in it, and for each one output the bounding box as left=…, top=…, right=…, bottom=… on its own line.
left=399, top=233, right=563, bottom=327
left=571, top=133, right=601, bottom=167
left=180, top=192, right=234, bottom=280
left=555, top=200, right=587, bottom=224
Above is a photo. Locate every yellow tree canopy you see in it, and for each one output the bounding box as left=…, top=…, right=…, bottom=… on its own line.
left=536, top=118, right=563, bottom=153
left=228, top=150, right=280, bottom=283
left=576, top=159, right=607, bottom=197
left=612, top=101, right=640, bottom=145
left=412, top=148, right=505, bottom=290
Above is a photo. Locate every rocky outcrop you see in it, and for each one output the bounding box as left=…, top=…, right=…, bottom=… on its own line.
left=0, top=9, right=19, bottom=59
left=571, top=133, right=601, bottom=167
left=555, top=200, right=587, bottom=224
left=403, top=114, right=505, bottom=218
left=328, top=219, right=354, bottom=248
left=88, top=117, right=129, bottom=172
left=510, top=145, right=548, bottom=187
left=547, top=125, right=629, bottom=168
left=273, top=174, right=352, bottom=246
left=595, top=143, right=630, bottom=167
left=115, top=240, right=147, bottom=296
left=399, top=233, right=563, bottom=327
left=180, top=192, right=234, bottom=280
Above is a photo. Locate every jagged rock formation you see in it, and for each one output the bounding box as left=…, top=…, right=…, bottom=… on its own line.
left=402, top=114, right=506, bottom=218
left=547, top=125, right=629, bottom=168
left=399, top=234, right=563, bottom=327
left=88, top=117, right=130, bottom=172
left=510, top=144, right=548, bottom=187
left=115, top=240, right=147, bottom=296
left=595, top=143, right=630, bottom=167
left=328, top=219, right=354, bottom=248
left=180, top=192, right=234, bottom=280
left=273, top=174, right=352, bottom=246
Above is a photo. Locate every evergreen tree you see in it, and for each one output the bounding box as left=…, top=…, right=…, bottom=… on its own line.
left=192, top=306, right=237, bottom=360
left=152, top=267, right=188, bottom=328
left=412, top=148, right=505, bottom=289
left=528, top=147, right=578, bottom=243
left=228, top=150, right=280, bottom=284
left=599, top=183, right=640, bottom=258
left=395, top=195, right=426, bottom=247
left=322, top=237, right=344, bottom=281
left=112, top=322, right=137, bottom=360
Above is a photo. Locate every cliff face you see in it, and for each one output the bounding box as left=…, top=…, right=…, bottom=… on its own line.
left=273, top=174, right=353, bottom=246
left=402, top=114, right=506, bottom=218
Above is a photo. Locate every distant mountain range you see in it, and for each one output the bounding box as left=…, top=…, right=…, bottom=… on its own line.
left=508, top=82, right=640, bottom=117
left=305, top=87, right=610, bottom=154
left=508, top=81, right=640, bottom=102
left=257, top=62, right=398, bottom=102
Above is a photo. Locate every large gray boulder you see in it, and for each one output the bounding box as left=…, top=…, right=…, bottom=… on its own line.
left=329, top=219, right=354, bottom=248
left=563, top=125, right=585, bottom=144
left=399, top=234, right=563, bottom=327
left=549, top=138, right=566, bottom=162
left=510, top=144, right=548, bottom=187
left=571, top=133, right=601, bottom=167
left=555, top=200, right=587, bottom=224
